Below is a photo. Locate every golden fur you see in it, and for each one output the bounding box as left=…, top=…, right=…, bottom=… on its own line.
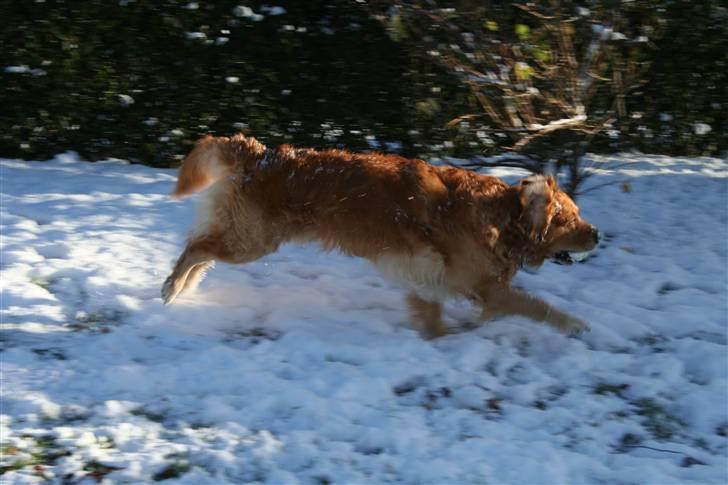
left=163, top=134, right=600, bottom=338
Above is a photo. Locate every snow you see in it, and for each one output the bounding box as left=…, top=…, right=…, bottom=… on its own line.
left=117, top=94, right=135, bottom=107
left=4, top=66, right=46, bottom=77
left=184, top=32, right=206, bottom=41
left=694, top=123, right=712, bottom=135
left=263, top=6, right=287, bottom=16
left=4, top=66, right=31, bottom=74
left=232, top=5, right=264, bottom=22
left=1, top=153, right=727, bottom=483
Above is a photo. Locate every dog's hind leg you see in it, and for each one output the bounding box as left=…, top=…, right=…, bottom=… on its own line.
left=476, top=285, right=589, bottom=335
left=406, top=293, right=449, bottom=339
left=181, top=260, right=215, bottom=293
left=162, top=233, right=276, bottom=305
left=161, top=239, right=219, bottom=305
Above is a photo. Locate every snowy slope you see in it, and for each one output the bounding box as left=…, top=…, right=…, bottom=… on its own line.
left=1, top=153, right=726, bottom=484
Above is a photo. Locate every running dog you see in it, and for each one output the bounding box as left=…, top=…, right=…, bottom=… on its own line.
left=162, top=134, right=599, bottom=338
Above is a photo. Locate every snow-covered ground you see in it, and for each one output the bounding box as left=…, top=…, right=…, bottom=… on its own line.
left=1, top=153, right=726, bottom=484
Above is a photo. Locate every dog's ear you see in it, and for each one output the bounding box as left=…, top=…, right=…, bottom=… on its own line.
left=518, top=175, right=555, bottom=239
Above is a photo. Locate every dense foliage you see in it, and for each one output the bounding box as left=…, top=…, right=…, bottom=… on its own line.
left=622, top=0, right=727, bottom=156
left=1, top=0, right=725, bottom=166
left=1, top=0, right=471, bottom=165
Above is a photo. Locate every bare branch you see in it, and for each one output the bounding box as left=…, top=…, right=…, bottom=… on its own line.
left=444, top=113, right=485, bottom=128
left=576, top=179, right=630, bottom=196
left=508, top=115, right=588, bottom=150
left=454, top=155, right=543, bottom=173
left=363, top=0, right=660, bottom=194
left=473, top=90, right=509, bottom=129
left=513, top=3, right=555, bottom=21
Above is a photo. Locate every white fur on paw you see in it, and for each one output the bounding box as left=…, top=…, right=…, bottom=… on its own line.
left=161, top=277, right=180, bottom=305
left=564, top=316, right=590, bottom=336
left=182, top=262, right=215, bottom=292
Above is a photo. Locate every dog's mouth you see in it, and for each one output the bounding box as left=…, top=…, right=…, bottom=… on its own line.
left=552, top=250, right=592, bottom=265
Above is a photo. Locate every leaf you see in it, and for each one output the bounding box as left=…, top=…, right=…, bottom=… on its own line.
left=415, top=98, right=441, bottom=117
left=514, top=62, right=533, bottom=81
left=515, top=24, right=530, bottom=40
left=484, top=20, right=499, bottom=32
left=534, top=46, right=551, bottom=63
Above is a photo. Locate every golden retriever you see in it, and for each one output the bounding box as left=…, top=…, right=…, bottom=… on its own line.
left=162, top=134, right=599, bottom=338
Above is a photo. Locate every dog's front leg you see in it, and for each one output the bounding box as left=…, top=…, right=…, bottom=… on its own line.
left=406, top=293, right=449, bottom=339
left=477, top=285, right=589, bottom=335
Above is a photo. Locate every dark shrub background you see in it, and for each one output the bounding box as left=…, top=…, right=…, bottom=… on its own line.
left=1, top=0, right=725, bottom=166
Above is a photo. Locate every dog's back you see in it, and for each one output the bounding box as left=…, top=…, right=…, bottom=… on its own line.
left=204, top=143, right=510, bottom=264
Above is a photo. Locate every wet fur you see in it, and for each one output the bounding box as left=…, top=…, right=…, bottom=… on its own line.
left=163, top=134, right=599, bottom=338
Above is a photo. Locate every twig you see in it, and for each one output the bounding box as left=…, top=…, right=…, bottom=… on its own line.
left=621, top=445, right=683, bottom=455
left=455, top=155, right=542, bottom=173
left=576, top=179, right=628, bottom=196
left=513, top=3, right=555, bottom=20
left=444, top=113, right=485, bottom=128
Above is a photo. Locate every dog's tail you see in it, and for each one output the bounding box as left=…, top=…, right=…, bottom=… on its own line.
left=173, top=134, right=265, bottom=198
left=173, top=135, right=232, bottom=198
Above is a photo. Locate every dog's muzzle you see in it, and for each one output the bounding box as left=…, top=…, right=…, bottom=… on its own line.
left=590, top=226, right=601, bottom=245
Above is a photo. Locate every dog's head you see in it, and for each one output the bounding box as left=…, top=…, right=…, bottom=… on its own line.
left=515, top=175, right=599, bottom=266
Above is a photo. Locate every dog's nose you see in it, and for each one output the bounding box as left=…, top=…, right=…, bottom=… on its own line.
left=590, top=226, right=600, bottom=244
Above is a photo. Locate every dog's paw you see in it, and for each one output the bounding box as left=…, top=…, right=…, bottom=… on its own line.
left=161, top=276, right=181, bottom=305
left=562, top=316, right=590, bottom=336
